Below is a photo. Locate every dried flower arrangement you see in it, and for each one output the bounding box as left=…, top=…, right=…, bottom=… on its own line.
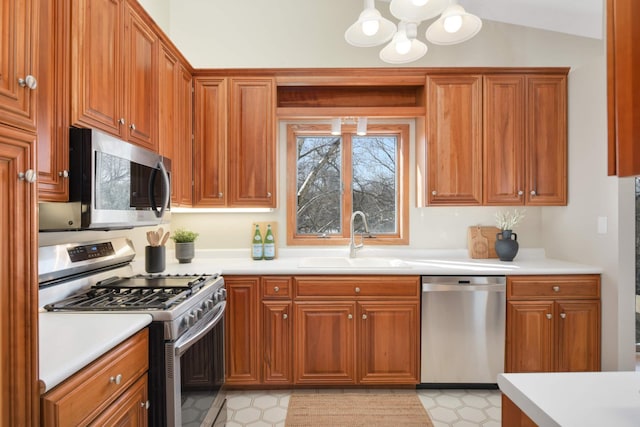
left=495, top=209, right=526, bottom=231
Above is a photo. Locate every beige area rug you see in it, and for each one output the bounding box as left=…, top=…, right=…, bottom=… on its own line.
left=284, top=392, right=434, bottom=427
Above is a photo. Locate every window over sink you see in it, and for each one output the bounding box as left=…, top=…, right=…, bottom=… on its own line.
left=286, top=123, right=409, bottom=245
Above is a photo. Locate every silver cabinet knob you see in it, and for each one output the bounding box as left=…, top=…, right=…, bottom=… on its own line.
left=347, top=314, right=353, bottom=320
left=140, top=400, right=150, bottom=409
left=517, top=190, right=524, bottom=196
left=431, top=190, right=437, bottom=196
left=273, top=286, right=279, bottom=293
left=58, top=170, right=69, bottom=178
left=354, top=287, right=361, bottom=293
left=109, top=374, right=123, bottom=385
left=552, top=286, right=560, bottom=292
left=130, top=123, right=136, bottom=131
left=546, top=313, right=552, bottom=320
left=18, top=75, right=37, bottom=90
left=530, top=190, right=537, bottom=196
left=282, top=313, right=288, bottom=320
left=218, top=192, right=223, bottom=198
left=118, top=118, right=125, bottom=125
left=560, top=313, right=566, bottom=319
left=267, top=192, right=272, bottom=197
left=18, top=169, right=36, bottom=183
left=362, top=314, right=367, bottom=320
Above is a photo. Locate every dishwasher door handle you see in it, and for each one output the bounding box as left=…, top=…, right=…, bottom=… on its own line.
left=422, top=283, right=506, bottom=292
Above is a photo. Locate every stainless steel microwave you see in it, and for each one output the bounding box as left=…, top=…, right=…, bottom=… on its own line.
left=39, top=128, right=171, bottom=231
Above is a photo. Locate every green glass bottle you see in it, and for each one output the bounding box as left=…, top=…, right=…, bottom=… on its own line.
left=263, top=224, right=275, bottom=260
left=251, top=224, right=263, bottom=260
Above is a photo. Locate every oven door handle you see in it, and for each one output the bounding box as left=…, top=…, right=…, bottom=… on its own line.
left=174, top=301, right=226, bottom=357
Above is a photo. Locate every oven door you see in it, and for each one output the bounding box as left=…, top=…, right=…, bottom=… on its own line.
left=167, top=302, right=226, bottom=427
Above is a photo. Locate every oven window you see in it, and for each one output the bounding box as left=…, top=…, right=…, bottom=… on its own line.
left=180, top=317, right=225, bottom=426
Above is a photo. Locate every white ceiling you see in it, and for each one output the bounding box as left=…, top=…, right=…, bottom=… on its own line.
left=379, top=0, right=605, bottom=40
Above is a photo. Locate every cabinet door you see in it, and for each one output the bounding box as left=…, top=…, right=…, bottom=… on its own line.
left=227, top=78, right=276, bottom=207
left=358, top=302, right=419, bottom=384
left=0, top=0, right=38, bottom=131
left=89, top=375, right=148, bottom=426
left=294, top=302, right=356, bottom=385
left=175, top=63, right=193, bottom=206
left=37, top=0, right=70, bottom=201
left=124, top=3, right=157, bottom=150
left=525, top=75, right=567, bottom=205
left=71, top=0, right=125, bottom=137
left=193, top=77, right=227, bottom=206
left=506, top=301, right=554, bottom=373
left=426, top=75, right=482, bottom=205
left=158, top=43, right=179, bottom=203
left=607, top=0, right=640, bottom=176
left=556, top=301, right=601, bottom=372
left=262, top=301, right=292, bottom=384
left=483, top=75, right=525, bottom=205
left=225, top=277, right=261, bottom=384
left=0, top=126, right=38, bottom=427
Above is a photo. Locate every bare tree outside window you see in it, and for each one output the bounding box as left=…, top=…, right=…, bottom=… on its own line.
left=287, top=123, right=408, bottom=245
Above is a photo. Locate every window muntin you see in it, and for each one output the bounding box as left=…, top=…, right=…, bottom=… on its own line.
left=286, top=123, right=409, bottom=245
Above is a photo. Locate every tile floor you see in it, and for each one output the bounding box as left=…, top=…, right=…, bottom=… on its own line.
left=226, top=388, right=501, bottom=427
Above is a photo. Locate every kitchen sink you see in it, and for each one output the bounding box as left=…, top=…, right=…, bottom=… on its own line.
left=298, top=256, right=411, bottom=269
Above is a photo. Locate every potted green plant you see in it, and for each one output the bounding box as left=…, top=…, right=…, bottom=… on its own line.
left=171, top=229, right=199, bottom=263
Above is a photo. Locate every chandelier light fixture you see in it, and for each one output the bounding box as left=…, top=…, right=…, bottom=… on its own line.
left=345, top=0, right=482, bottom=64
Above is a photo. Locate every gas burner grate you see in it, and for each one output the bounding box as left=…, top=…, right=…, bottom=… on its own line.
left=44, top=287, right=192, bottom=311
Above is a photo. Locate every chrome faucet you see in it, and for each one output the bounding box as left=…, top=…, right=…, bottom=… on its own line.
left=349, top=211, right=370, bottom=258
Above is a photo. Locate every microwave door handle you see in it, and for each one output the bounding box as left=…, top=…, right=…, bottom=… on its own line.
left=148, top=161, right=170, bottom=218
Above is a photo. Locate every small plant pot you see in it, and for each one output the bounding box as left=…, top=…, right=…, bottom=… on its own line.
left=175, top=242, right=195, bottom=264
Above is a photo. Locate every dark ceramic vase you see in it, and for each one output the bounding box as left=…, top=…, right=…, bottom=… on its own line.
left=495, top=230, right=519, bottom=261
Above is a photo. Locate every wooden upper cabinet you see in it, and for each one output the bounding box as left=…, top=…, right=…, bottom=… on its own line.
left=71, top=0, right=158, bottom=151
left=0, top=0, right=38, bottom=132
left=0, top=126, right=38, bottom=427
left=483, top=75, right=526, bottom=205
left=228, top=78, right=276, bottom=207
left=124, top=2, right=157, bottom=151
left=71, top=0, right=124, bottom=137
left=193, top=76, right=276, bottom=208
left=607, top=0, right=640, bottom=176
left=193, top=77, right=227, bottom=206
left=426, top=74, right=482, bottom=205
left=158, top=43, right=192, bottom=206
left=525, top=75, right=567, bottom=205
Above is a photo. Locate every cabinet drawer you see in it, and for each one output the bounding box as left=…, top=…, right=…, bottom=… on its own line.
left=295, top=276, right=419, bottom=299
left=262, top=276, right=292, bottom=299
left=41, top=329, right=149, bottom=427
left=507, top=275, right=600, bottom=300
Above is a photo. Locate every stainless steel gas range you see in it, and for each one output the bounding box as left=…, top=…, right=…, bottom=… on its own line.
left=39, top=238, right=227, bottom=427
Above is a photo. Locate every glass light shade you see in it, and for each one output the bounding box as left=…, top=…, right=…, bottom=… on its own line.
left=425, top=4, right=482, bottom=45
left=356, top=117, right=368, bottom=136
left=345, top=0, right=396, bottom=47
left=389, top=0, right=450, bottom=22
left=380, top=23, right=427, bottom=64
left=331, top=118, right=342, bottom=135
left=412, top=0, right=429, bottom=6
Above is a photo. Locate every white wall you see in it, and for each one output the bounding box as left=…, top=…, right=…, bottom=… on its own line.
left=135, top=1, right=635, bottom=369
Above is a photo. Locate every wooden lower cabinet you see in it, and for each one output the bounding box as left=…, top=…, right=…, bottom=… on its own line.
left=506, top=275, right=601, bottom=373
left=225, top=275, right=420, bottom=387
left=41, top=329, right=149, bottom=427
left=294, top=302, right=357, bottom=385
left=225, top=276, right=261, bottom=385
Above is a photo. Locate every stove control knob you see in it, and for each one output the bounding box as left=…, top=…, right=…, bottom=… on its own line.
left=195, top=308, right=203, bottom=320
left=206, top=299, right=214, bottom=310
left=218, top=288, right=227, bottom=301
left=187, top=313, right=196, bottom=327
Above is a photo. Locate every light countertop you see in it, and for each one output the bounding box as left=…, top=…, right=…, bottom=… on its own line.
left=498, top=372, right=640, bottom=427
left=134, top=247, right=602, bottom=276
left=39, top=312, right=152, bottom=393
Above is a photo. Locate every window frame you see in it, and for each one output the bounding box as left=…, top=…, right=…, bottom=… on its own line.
left=286, top=123, right=409, bottom=246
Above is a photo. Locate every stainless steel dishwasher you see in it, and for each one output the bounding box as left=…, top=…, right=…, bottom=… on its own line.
left=421, top=276, right=506, bottom=386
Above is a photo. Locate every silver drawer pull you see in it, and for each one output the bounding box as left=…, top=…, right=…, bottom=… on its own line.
left=362, top=314, right=367, bottom=320
left=273, top=286, right=280, bottom=293
left=552, top=286, right=560, bottom=292
left=283, top=313, right=288, bottom=320
left=560, top=313, right=566, bottom=319
left=546, top=313, right=552, bottom=320
left=109, top=374, right=123, bottom=385
left=354, top=287, right=361, bottom=293
left=18, top=169, right=36, bottom=183
left=348, top=314, right=353, bottom=320
left=18, top=75, right=37, bottom=90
